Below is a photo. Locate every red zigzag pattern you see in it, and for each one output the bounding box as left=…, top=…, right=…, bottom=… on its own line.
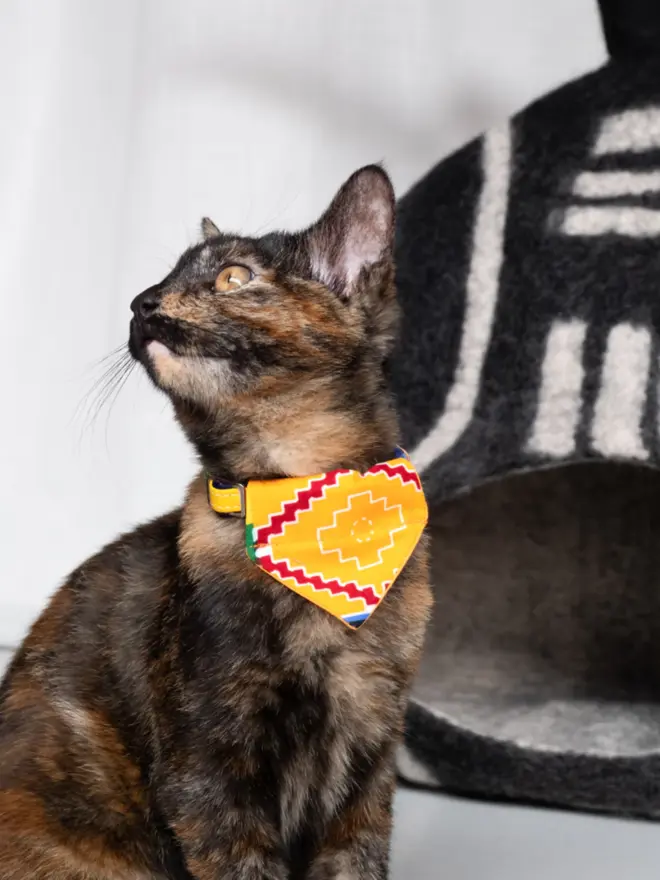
left=259, top=552, right=382, bottom=608
left=369, top=461, right=422, bottom=490
left=257, top=470, right=345, bottom=543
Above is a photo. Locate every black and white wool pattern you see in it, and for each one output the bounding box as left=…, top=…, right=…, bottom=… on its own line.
left=393, top=62, right=660, bottom=502
left=391, top=2, right=660, bottom=818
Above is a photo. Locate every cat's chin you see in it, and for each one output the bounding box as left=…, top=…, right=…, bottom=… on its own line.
left=145, top=347, right=238, bottom=408
left=146, top=339, right=173, bottom=361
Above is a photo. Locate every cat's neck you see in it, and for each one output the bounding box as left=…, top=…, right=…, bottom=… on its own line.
left=178, top=379, right=398, bottom=586
left=178, top=378, right=398, bottom=483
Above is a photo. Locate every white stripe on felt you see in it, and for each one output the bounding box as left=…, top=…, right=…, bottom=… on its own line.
left=561, top=205, right=660, bottom=237
left=527, top=319, right=587, bottom=458
left=594, top=107, right=660, bottom=155
left=591, top=323, right=650, bottom=460
left=572, top=170, right=660, bottom=198
left=410, top=123, right=512, bottom=473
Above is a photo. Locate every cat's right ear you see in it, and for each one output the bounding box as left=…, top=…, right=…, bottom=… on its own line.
left=304, top=165, right=395, bottom=300
left=201, top=217, right=220, bottom=240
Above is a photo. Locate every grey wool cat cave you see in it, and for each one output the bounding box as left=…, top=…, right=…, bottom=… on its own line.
left=392, top=0, right=660, bottom=817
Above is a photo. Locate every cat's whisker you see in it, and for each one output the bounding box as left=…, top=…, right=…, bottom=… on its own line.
left=73, top=346, right=135, bottom=442
left=74, top=361, right=127, bottom=433
left=89, top=357, right=134, bottom=427
left=99, top=359, right=136, bottom=452
left=94, top=344, right=129, bottom=367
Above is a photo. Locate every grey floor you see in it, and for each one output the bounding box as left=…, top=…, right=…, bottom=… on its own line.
left=2, top=649, right=660, bottom=876
left=391, top=788, right=660, bottom=879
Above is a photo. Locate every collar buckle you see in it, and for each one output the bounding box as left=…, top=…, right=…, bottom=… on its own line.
left=207, top=479, right=246, bottom=518
left=229, top=483, right=246, bottom=518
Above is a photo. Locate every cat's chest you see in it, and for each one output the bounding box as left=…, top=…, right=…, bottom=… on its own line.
left=275, top=641, right=401, bottom=839
left=183, top=554, right=426, bottom=749
left=278, top=604, right=406, bottom=727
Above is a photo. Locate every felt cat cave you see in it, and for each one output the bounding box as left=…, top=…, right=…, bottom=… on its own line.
left=391, top=0, right=660, bottom=817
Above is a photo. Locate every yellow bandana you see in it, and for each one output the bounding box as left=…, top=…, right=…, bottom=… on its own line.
left=208, top=450, right=427, bottom=629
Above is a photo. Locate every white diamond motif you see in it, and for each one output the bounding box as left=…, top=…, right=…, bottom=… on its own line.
left=317, top=490, right=405, bottom=571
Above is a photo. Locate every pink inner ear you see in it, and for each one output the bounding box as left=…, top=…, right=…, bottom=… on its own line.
left=341, top=196, right=392, bottom=286
left=307, top=165, right=395, bottom=295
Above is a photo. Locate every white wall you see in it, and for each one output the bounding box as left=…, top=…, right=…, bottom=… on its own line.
left=0, top=0, right=606, bottom=646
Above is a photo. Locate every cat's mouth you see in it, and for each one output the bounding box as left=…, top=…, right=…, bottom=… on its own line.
left=129, top=319, right=187, bottom=392
left=130, top=314, right=239, bottom=368
left=129, top=313, right=240, bottom=401
left=129, top=316, right=176, bottom=362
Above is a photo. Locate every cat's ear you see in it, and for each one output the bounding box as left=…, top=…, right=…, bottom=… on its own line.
left=201, top=216, right=220, bottom=240
left=305, top=165, right=395, bottom=299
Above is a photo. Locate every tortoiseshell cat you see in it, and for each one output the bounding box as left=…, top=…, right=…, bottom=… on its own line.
left=0, top=167, right=431, bottom=880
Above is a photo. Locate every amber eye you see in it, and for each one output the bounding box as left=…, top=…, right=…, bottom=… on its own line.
left=214, top=265, right=253, bottom=293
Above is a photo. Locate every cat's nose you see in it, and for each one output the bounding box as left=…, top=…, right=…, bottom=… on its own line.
left=131, top=285, right=161, bottom=318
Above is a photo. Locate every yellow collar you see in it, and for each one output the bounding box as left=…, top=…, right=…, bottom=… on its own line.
left=207, top=450, right=428, bottom=629
left=207, top=481, right=245, bottom=516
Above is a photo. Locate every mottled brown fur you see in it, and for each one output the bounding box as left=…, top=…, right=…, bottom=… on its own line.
left=0, top=167, right=431, bottom=879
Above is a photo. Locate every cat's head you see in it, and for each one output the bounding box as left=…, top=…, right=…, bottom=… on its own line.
left=128, top=166, right=399, bottom=478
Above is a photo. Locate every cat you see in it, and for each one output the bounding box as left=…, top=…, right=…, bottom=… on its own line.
left=0, top=166, right=431, bottom=880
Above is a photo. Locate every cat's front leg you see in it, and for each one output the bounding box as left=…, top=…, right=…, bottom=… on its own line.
left=308, top=753, right=397, bottom=880
left=162, top=772, right=287, bottom=880
left=173, top=812, right=287, bottom=880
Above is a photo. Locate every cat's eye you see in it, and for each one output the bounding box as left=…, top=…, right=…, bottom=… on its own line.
left=214, top=265, right=253, bottom=293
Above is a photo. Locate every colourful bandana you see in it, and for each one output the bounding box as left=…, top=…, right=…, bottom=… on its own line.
left=207, top=450, right=428, bottom=629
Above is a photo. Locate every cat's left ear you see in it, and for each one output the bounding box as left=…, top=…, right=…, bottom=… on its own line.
left=305, top=165, right=395, bottom=299
left=201, top=216, right=220, bottom=240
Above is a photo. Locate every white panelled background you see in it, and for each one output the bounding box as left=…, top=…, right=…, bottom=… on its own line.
left=0, top=0, right=605, bottom=647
